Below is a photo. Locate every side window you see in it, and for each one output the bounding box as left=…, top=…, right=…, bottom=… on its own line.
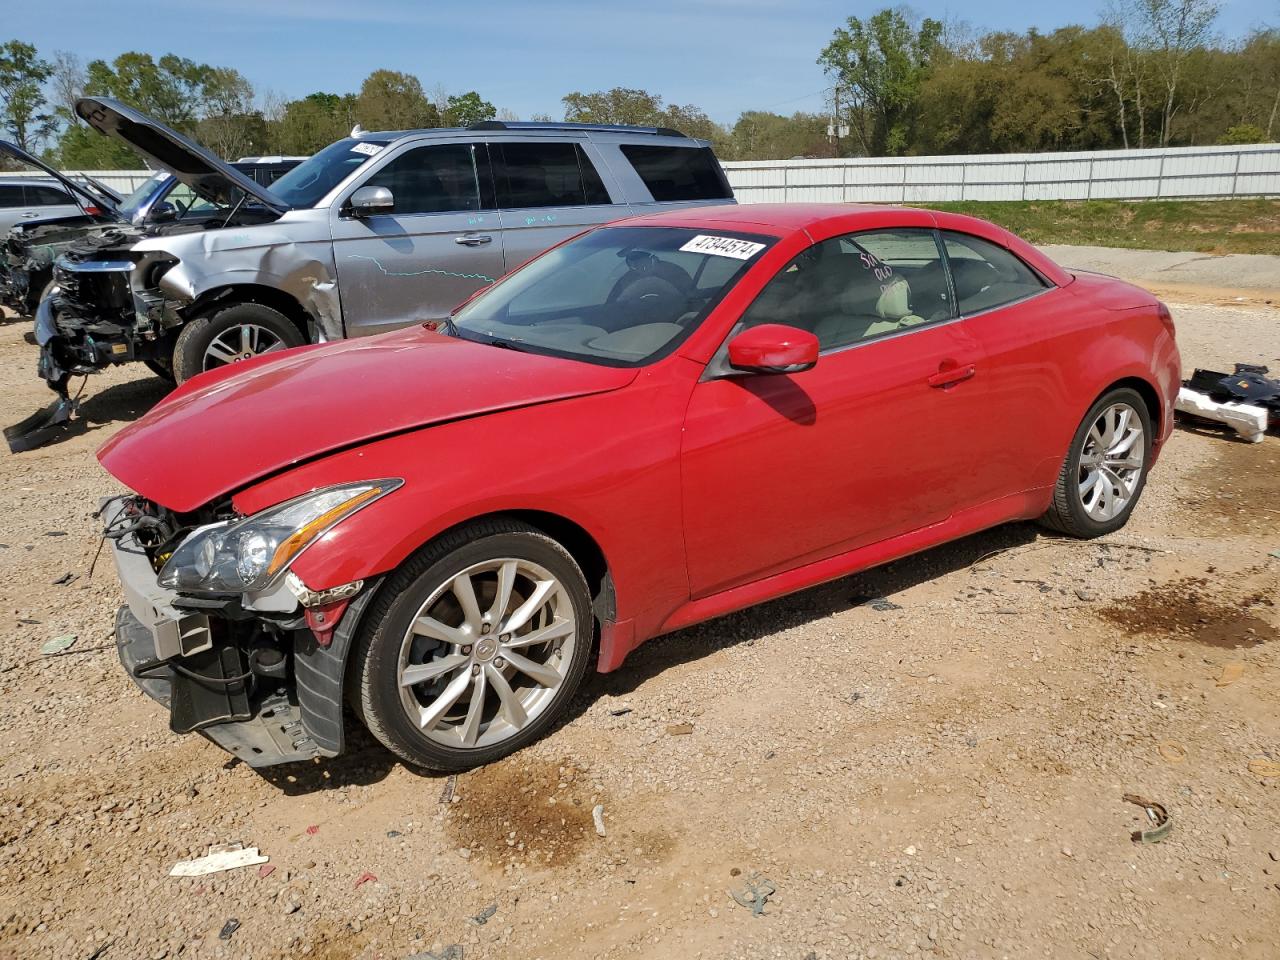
left=492, top=142, right=611, bottom=208
left=737, top=229, right=952, bottom=353
left=0, top=184, right=25, bottom=208
left=619, top=145, right=732, bottom=202
left=942, top=232, right=1047, bottom=315
left=162, top=183, right=219, bottom=218
left=364, top=143, right=482, bottom=215
left=28, top=184, right=72, bottom=206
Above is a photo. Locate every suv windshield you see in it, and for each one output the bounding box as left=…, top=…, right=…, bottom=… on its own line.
left=117, top=172, right=169, bottom=220
left=452, top=225, right=773, bottom=367
left=268, top=138, right=390, bottom=208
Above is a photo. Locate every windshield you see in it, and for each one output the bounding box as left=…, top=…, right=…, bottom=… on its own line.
left=452, top=226, right=773, bottom=367
left=117, top=172, right=169, bottom=219
left=268, top=137, right=390, bottom=208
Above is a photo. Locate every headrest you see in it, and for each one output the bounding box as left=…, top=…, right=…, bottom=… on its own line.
left=876, top=277, right=911, bottom=320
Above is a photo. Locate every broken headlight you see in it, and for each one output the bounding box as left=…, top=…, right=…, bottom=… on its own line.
left=157, top=480, right=402, bottom=595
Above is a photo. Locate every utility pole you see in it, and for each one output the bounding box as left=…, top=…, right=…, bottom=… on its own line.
left=827, top=85, right=849, bottom=157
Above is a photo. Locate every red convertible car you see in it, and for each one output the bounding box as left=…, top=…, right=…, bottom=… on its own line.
left=100, top=203, right=1180, bottom=770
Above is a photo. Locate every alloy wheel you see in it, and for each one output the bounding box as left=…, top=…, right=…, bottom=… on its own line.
left=396, top=558, right=577, bottom=749
left=1077, top=401, right=1145, bottom=522
left=202, top=323, right=286, bottom=369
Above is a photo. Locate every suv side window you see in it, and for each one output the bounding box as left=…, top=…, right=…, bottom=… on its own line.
left=942, top=232, right=1047, bottom=315
left=0, top=185, right=24, bottom=208
left=491, top=142, right=611, bottom=208
left=27, top=184, right=71, bottom=206
left=620, top=145, right=732, bottom=202
left=364, top=143, right=483, bottom=215
left=737, top=229, right=952, bottom=352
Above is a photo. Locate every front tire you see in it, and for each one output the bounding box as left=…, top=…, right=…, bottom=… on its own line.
left=353, top=519, right=594, bottom=771
left=172, top=301, right=305, bottom=383
left=1040, top=387, right=1152, bottom=538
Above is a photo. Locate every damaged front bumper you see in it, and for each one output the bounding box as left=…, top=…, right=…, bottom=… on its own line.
left=105, top=497, right=374, bottom=767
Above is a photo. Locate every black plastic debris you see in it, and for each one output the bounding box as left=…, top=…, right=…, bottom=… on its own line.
left=1187, top=364, right=1280, bottom=414
left=471, top=903, right=497, bottom=925
left=4, top=394, right=78, bottom=453
left=219, top=918, right=240, bottom=940
left=852, top=595, right=902, bottom=612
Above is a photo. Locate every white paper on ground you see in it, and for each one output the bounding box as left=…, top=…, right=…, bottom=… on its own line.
left=169, top=842, right=269, bottom=877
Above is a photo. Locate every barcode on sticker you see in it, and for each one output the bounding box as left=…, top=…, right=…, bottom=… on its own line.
left=350, top=142, right=384, bottom=156
left=679, top=235, right=766, bottom=260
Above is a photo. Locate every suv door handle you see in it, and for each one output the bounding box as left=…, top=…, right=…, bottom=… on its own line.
left=454, top=234, right=493, bottom=246
left=927, top=363, right=976, bottom=388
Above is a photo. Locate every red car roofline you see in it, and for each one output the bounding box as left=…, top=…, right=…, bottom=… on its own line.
left=606, top=203, right=1073, bottom=288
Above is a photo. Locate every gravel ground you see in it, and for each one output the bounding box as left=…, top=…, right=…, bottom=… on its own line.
left=1, top=255, right=1278, bottom=960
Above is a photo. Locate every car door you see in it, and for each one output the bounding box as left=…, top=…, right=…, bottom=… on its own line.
left=331, top=141, right=505, bottom=337
left=680, top=228, right=993, bottom=598
left=490, top=139, right=625, bottom=272
left=25, top=183, right=82, bottom=221
left=0, top=184, right=26, bottom=233
left=939, top=230, right=1068, bottom=497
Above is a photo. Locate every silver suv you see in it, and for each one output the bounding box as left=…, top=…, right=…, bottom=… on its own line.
left=45, top=97, right=735, bottom=389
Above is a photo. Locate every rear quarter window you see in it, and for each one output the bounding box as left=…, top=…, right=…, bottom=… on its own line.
left=620, top=144, right=732, bottom=202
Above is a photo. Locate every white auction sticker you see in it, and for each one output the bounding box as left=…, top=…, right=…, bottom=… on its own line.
left=350, top=142, right=384, bottom=157
left=679, top=234, right=766, bottom=260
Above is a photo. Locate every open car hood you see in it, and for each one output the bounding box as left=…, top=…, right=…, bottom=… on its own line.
left=97, top=327, right=638, bottom=513
left=0, top=139, right=122, bottom=217
left=75, top=97, right=288, bottom=214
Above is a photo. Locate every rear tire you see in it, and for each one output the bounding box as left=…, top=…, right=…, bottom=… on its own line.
left=172, top=301, right=304, bottom=383
left=1039, top=387, right=1152, bottom=538
left=353, top=519, right=594, bottom=771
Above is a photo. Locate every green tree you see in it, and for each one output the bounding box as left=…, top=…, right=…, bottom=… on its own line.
left=354, top=69, right=438, bottom=131
left=561, top=87, right=725, bottom=143
left=818, top=9, right=943, bottom=155
left=196, top=66, right=261, bottom=158
left=84, top=52, right=213, bottom=131
left=725, top=110, right=832, bottom=160
left=443, top=90, right=495, bottom=127
left=0, top=39, right=54, bottom=152
left=1218, top=122, right=1269, bottom=143
left=272, top=92, right=356, bottom=154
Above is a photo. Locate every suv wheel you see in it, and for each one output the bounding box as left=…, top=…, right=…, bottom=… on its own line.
left=353, top=519, right=594, bottom=771
left=1040, top=387, right=1153, bottom=538
left=172, top=302, right=305, bottom=383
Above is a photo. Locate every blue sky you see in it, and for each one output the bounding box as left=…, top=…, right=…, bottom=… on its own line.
left=7, top=0, right=1274, bottom=123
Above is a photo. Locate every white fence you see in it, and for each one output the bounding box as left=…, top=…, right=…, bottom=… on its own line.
left=722, top=142, right=1280, bottom=203
left=10, top=141, right=1280, bottom=204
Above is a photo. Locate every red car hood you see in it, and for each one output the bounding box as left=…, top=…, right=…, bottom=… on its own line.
left=98, top=327, right=637, bottom=512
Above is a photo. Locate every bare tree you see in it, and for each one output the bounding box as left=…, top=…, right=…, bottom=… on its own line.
left=427, top=81, right=449, bottom=117
left=1133, top=0, right=1220, bottom=145
left=49, top=50, right=85, bottom=125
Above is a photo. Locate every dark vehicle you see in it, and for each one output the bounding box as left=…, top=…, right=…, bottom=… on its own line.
left=0, top=142, right=301, bottom=317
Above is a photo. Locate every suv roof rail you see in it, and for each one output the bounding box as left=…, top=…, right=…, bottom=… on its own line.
left=466, top=120, right=688, bottom=138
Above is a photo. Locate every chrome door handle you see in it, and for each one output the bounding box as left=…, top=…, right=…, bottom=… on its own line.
left=927, top=363, right=976, bottom=388
left=454, top=234, right=493, bottom=246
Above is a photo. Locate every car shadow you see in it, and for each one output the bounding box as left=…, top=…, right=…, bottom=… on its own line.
left=245, top=520, right=1045, bottom=794
left=578, top=520, right=1043, bottom=706
left=242, top=719, right=432, bottom=795
left=8, top=375, right=169, bottom=451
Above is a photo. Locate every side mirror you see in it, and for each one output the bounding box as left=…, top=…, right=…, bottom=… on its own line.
left=349, top=185, right=394, bottom=217
left=148, top=201, right=177, bottom=224
left=727, top=323, right=819, bottom=375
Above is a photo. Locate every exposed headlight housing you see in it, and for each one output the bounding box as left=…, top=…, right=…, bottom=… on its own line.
left=158, top=480, right=402, bottom=595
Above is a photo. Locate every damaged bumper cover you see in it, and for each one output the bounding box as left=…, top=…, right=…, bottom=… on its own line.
left=105, top=496, right=374, bottom=767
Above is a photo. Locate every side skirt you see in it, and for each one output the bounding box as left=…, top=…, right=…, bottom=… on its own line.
left=654, top=488, right=1049, bottom=640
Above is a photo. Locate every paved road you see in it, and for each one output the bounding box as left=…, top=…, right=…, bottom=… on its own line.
left=1041, top=244, right=1280, bottom=295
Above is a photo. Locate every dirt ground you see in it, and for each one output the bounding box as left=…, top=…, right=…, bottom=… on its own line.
left=1, top=257, right=1278, bottom=960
